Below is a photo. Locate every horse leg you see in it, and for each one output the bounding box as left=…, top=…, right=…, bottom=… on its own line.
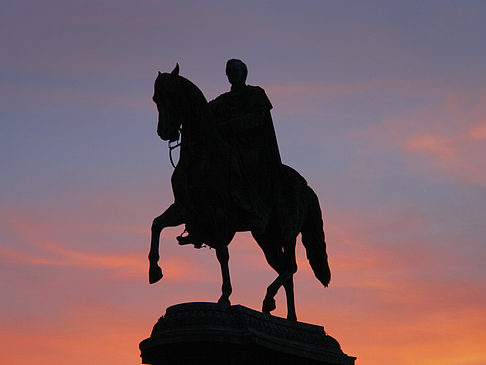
left=263, top=269, right=297, bottom=316
left=282, top=244, right=298, bottom=320
left=149, top=203, right=184, bottom=284
left=283, top=276, right=297, bottom=321
left=262, top=270, right=292, bottom=314
left=261, top=240, right=298, bottom=317
left=260, top=249, right=283, bottom=314
left=215, top=244, right=232, bottom=306
left=252, top=232, right=284, bottom=314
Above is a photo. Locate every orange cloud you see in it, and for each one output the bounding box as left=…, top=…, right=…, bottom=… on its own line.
left=2, top=186, right=485, bottom=365
left=294, top=235, right=486, bottom=365
left=0, top=243, right=145, bottom=278
left=0, top=304, right=151, bottom=365
left=0, top=206, right=212, bottom=282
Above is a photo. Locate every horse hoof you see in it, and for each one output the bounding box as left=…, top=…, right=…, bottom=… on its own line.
left=217, top=297, right=231, bottom=307
left=262, top=297, right=276, bottom=313
left=149, top=266, right=163, bottom=284
left=287, top=313, right=297, bottom=321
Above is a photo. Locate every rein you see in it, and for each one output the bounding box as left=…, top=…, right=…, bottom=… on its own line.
left=167, top=126, right=204, bottom=168
left=168, top=129, right=181, bottom=168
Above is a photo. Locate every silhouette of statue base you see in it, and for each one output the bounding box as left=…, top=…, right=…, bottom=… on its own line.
left=139, top=302, right=356, bottom=365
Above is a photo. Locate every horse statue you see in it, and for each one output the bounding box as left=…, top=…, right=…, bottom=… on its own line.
left=148, top=64, right=330, bottom=321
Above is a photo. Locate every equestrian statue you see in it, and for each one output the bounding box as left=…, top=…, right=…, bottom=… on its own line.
left=148, top=60, right=330, bottom=321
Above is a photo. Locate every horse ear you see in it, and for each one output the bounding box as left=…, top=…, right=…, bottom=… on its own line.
left=171, top=63, right=179, bottom=77
left=158, top=71, right=162, bottom=76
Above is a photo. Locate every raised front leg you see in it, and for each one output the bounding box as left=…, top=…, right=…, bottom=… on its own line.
left=149, top=203, right=184, bottom=284
left=216, top=246, right=232, bottom=306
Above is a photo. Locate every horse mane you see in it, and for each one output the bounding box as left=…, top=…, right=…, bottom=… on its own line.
left=177, top=75, right=217, bottom=134
left=178, top=76, right=208, bottom=106
left=154, top=72, right=208, bottom=109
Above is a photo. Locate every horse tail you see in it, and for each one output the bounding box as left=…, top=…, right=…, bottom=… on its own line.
left=300, top=186, right=331, bottom=287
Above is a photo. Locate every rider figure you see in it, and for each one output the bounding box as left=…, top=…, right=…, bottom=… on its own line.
left=178, top=59, right=282, bottom=247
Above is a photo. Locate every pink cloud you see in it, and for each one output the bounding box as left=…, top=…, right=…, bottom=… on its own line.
left=268, top=79, right=416, bottom=97
left=360, top=87, right=486, bottom=185
left=267, top=79, right=419, bottom=116
left=468, top=121, right=486, bottom=141
left=404, top=134, right=457, bottom=158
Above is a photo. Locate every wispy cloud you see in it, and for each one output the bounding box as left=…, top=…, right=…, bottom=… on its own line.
left=0, top=305, right=149, bottom=365
left=359, top=87, right=486, bottom=185
left=0, top=242, right=145, bottom=278
left=266, top=79, right=421, bottom=116
left=0, top=204, right=216, bottom=284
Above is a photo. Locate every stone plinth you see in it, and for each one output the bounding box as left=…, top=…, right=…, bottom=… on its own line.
left=140, top=302, right=355, bottom=365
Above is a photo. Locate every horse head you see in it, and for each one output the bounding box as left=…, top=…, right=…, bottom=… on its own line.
left=153, top=64, right=183, bottom=142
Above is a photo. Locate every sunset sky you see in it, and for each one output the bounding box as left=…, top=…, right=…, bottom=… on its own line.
left=1, top=1, right=486, bottom=364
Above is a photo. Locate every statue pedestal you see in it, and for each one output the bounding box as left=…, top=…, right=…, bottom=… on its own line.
left=140, top=302, right=356, bottom=365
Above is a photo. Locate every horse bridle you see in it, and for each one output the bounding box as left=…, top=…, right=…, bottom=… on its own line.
left=168, top=127, right=181, bottom=168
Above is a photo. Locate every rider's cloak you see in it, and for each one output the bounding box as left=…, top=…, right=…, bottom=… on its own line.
left=209, top=85, right=282, bottom=232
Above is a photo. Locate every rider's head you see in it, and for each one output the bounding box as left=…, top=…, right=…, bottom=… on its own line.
left=226, top=59, right=247, bottom=90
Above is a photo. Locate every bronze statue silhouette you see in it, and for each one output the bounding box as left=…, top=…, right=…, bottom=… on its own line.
left=177, top=59, right=282, bottom=247
left=148, top=62, right=330, bottom=321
